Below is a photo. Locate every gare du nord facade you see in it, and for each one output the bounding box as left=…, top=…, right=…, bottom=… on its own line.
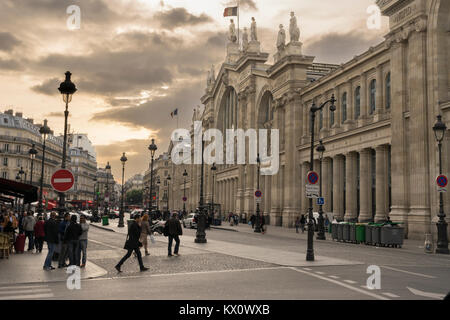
left=179, top=0, right=450, bottom=241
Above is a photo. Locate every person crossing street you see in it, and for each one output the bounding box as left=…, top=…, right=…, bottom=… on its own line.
left=165, top=212, right=183, bottom=257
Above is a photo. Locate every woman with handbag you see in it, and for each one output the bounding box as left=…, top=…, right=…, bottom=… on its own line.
left=139, top=214, right=152, bottom=256
left=115, top=214, right=149, bottom=273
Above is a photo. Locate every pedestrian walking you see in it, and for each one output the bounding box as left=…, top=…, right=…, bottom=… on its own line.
left=324, top=216, right=330, bottom=232
left=260, top=215, right=266, bottom=234
left=250, top=214, right=256, bottom=229
left=115, top=215, right=148, bottom=272
left=58, top=213, right=71, bottom=268
left=295, top=216, right=300, bottom=234
left=300, top=215, right=306, bottom=233
left=22, top=211, right=36, bottom=251
left=165, top=212, right=182, bottom=257
left=78, top=215, right=89, bottom=268
left=64, top=215, right=82, bottom=267
left=34, top=216, right=45, bottom=253
left=139, top=213, right=152, bottom=256
left=43, top=212, right=58, bottom=270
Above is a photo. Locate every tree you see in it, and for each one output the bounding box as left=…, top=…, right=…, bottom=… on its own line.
left=126, top=189, right=143, bottom=205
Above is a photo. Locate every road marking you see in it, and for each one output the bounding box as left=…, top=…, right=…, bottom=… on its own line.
left=0, top=293, right=54, bottom=300
left=290, top=267, right=389, bottom=300
left=344, top=280, right=357, bottom=284
left=0, top=289, right=52, bottom=296
left=0, top=285, right=54, bottom=300
left=382, top=292, right=400, bottom=298
left=0, top=285, right=50, bottom=290
left=315, top=271, right=325, bottom=275
left=381, top=266, right=436, bottom=279
left=329, top=276, right=340, bottom=279
left=303, top=268, right=312, bottom=271
left=407, top=287, right=445, bottom=300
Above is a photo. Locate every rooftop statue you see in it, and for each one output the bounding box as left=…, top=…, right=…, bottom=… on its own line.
left=277, top=24, right=286, bottom=51
left=242, top=27, right=249, bottom=52
left=289, top=12, right=300, bottom=42
left=250, top=17, right=258, bottom=41
left=228, top=19, right=237, bottom=43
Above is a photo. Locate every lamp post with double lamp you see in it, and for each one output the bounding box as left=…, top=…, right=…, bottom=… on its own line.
left=166, top=175, right=171, bottom=213
left=118, top=152, right=128, bottom=228
left=316, top=140, right=326, bottom=240
left=57, top=71, right=77, bottom=217
left=183, top=169, right=188, bottom=217
left=306, top=95, right=336, bottom=261
left=103, top=162, right=111, bottom=217
left=211, top=163, right=216, bottom=223
left=37, top=120, right=51, bottom=214
left=254, top=155, right=262, bottom=233
left=195, top=140, right=207, bottom=243
left=148, top=139, right=157, bottom=213
left=433, top=115, right=449, bottom=254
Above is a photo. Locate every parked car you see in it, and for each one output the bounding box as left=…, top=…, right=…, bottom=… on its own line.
left=183, top=213, right=197, bottom=229
left=108, top=210, right=120, bottom=219
left=80, top=210, right=93, bottom=220
left=130, top=209, right=145, bottom=219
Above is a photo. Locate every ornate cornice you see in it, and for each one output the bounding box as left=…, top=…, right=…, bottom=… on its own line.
left=385, top=15, right=427, bottom=47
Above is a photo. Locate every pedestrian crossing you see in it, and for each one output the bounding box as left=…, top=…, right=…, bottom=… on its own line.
left=0, top=285, right=54, bottom=300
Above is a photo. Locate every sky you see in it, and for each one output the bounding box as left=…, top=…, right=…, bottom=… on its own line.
left=0, top=0, right=388, bottom=182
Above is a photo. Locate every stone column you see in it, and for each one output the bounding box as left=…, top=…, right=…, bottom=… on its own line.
left=322, top=157, right=332, bottom=213
left=375, top=145, right=388, bottom=222
left=375, top=65, right=383, bottom=115
left=344, top=152, right=358, bottom=221
left=360, top=72, right=368, bottom=119
left=358, top=149, right=373, bottom=222
left=264, top=175, right=271, bottom=216
left=332, top=154, right=345, bottom=220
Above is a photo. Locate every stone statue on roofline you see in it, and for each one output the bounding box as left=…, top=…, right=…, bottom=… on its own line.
left=277, top=24, right=286, bottom=51
left=289, top=11, right=300, bottom=42
left=229, top=19, right=237, bottom=43
left=250, top=17, right=258, bottom=41
left=242, top=27, right=249, bottom=52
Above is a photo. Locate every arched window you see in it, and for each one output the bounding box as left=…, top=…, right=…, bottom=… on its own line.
left=385, top=73, right=391, bottom=110
left=342, top=92, right=347, bottom=123
left=355, top=86, right=361, bottom=119
left=222, top=87, right=238, bottom=131
left=369, top=79, right=376, bottom=114
left=259, top=91, right=274, bottom=126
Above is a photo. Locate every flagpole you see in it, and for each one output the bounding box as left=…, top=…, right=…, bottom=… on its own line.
left=237, top=0, right=240, bottom=48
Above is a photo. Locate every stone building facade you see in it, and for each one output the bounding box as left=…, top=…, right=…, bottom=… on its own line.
left=169, top=0, right=450, bottom=240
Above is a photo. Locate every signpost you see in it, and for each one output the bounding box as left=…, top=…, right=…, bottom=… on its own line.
left=51, top=169, right=74, bottom=193
left=306, top=185, right=320, bottom=199
left=317, top=197, right=325, bottom=205
left=436, top=174, right=448, bottom=193
left=307, top=171, right=319, bottom=185
left=255, top=190, right=262, bottom=198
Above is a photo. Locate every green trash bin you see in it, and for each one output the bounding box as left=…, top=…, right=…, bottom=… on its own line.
left=102, top=216, right=109, bottom=226
left=356, top=224, right=366, bottom=243
left=349, top=223, right=357, bottom=243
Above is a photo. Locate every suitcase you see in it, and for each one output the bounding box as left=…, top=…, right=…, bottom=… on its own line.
left=14, top=234, right=26, bottom=253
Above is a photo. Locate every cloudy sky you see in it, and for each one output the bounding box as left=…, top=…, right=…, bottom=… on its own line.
left=0, top=0, right=388, bottom=182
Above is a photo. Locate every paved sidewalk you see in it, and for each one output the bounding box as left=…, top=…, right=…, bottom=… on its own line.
left=0, top=247, right=107, bottom=285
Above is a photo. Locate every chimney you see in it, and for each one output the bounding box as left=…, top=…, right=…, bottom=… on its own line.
left=5, top=109, right=13, bottom=115
left=27, top=118, right=34, bottom=124
left=15, top=112, right=23, bottom=118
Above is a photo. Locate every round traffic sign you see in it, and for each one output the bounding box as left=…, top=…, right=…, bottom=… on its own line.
left=51, top=169, right=75, bottom=193
left=183, top=196, right=187, bottom=202
left=255, top=190, right=262, bottom=198
left=436, top=175, right=448, bottom=188
left=307, top=171, right=319, bottom=185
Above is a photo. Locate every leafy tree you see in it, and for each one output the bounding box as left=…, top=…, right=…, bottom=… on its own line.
left=126, top=189, right=143, bottom=205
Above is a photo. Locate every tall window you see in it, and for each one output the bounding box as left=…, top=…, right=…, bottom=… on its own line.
left=355, top=86, right=361, bottom=118
left=330, top=107, right=335, bottom=126
left=370, top=79, right=376, bottom=114
left=3, top=158, right=7, bottom=166
left=385, top=73, right=391, bottom=110
left=342, top=92, right=347, bottom=123
left=222, top=87, right=238, bottom=131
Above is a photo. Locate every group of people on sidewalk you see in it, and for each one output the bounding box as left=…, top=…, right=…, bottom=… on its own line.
left=115, top=212, right=183, bottom=272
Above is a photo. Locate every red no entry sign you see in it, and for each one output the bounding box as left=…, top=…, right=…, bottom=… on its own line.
left=307, top=171, right=319, bottom=185
left=51, top=169, right=74, bottom=193
left=436, top=175, right=448, bottom=188
left=255, top=190, right=262, bottom=198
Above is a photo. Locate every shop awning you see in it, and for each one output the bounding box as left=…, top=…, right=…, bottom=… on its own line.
left=0, top=178, right=38, bottom=204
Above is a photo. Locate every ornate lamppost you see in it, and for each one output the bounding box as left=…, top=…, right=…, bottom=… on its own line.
left=306, top=95, right=336, bottom=261
left=37, top=120, right=51, bottom=214
left=183, top=169, right=188, bottom=217
left=433, top=115, right=449, bottom=254
left=316, top=140, right=326, bottom=240
left=195, top=140, right=207, bottom=243
left=28, top=144, right=38, bottom=211
left=103, top=162, right=111, bottom=217
left=254, top=155, right=262, bottom=233
left=148, top=139, right=157, bottom=212
left=118, top=153, right=127, bottom=228
left=57, top=71, right=77, bottom=217
left=93, top=177, right=99, bottom=219
left=211, top=163, right=216, bottom=223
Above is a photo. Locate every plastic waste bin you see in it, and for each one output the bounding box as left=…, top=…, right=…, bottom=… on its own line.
left=337, top=223, right=344, bottom=241
left=365, top=224, right=373, bottom=245
left=380, top=225, right=404, bottom=248
left=349, top=223, right=357, bottom=243
left=102, top=216, right=109, bottom=226
left=343, top=223, right=351, bottom=242
left=371, top=224, right=382, bottom=246
left=332, top=223, right=338, bottom=240
left=356, top=224, right=366, bottom=243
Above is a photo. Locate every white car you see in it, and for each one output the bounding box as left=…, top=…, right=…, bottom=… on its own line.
left=183, top=213, right=197, bottom=229
left=80, top=210, right=93, bottom=220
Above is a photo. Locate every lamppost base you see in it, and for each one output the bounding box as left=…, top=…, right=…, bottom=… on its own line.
left=435, top=221, right=449, bottom=254
left=306, top=251, right=314, bottom=261
left=436, top=247, right=450, bottom=254
left=118, top=221, right=124, bottom=228
left=194, top=238, right=207, bottom=243
left=316, top=234, right=326, bottom=240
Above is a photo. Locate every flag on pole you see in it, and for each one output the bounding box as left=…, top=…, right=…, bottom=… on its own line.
left=170, top=108, right=178, bottom=118
left=223, top=6, right=238, bottom=17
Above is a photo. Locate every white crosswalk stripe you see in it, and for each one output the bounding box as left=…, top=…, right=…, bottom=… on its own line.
left=0, top=285, right=54, bottom=300
left=382, top=292, right=400, bottom=298
left=343, top=280, right=357, bottom=284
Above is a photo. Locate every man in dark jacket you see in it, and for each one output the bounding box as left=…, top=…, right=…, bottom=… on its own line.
left=166, top=212, right=183, bottom=257
left=64, top=215, right=82, bottom=266
left=58, top=213, right=71, bottom=268
left=43, top=212, right=59, bottom=270
left=115, top=215, right=149, bottom=272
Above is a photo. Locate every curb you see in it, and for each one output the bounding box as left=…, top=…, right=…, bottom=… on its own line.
left=210, top=226, right=239, bottom=232
left=90, top=223, right=116, bottom=233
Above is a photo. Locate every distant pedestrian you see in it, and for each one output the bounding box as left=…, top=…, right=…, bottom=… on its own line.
left=260, top=215, right=266, bottom=234
left=295, top=217, right=300, bottom=233
left=139, top=214, right=152, bottom=256
left=115, top=215, right=148, bottom=272
left=43, top=212, right=59, bottom=270
left=58, top=213, right=71, bottom=268
left=34, top=216, right=45, bottom=253
left=250, top=214, right=256, bottom=229
left=324, top=216, right=330, bottom=231
left=64, top=215, right=82, bottom=267
left=165, top=212, right=183, bottom=257
left=300, top=215, right=306, bottom=233
left=22, top=212, right=36, bottom=251
left=78, top=215, right=89, bottom=268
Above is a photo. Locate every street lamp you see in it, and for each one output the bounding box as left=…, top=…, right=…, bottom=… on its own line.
left=104, top=162, right=111, bottom=217
left=306, top=95, right=336, bottom=261
left=211, top=164, right=216, bottom=224
left=148, top=138, right=157, bottom=212
left=166, top=174, right=171, bottom=213
left=144, top=186, right=149, bottom=212
left=433, top=115, right=449, bottom=254
left=37, top=120, right=51, bottom=214
left=28, top=144, right=37, bottom=186
left=57, top=71, right=77, bottom=217
left=195, top=140, right=207, bottom=243
left=183, top=169, right=188, bottom=217
left=18, top=167, right=25, bottom=183
left=156, top=177, right=161, bottom=211
left=254, top=155, right=262, bottom=233
left=93, top=177, right=99, bottom=219
left=316, top=140, right=326, bottom=240
left=118, top=152, right=127, bottom=228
